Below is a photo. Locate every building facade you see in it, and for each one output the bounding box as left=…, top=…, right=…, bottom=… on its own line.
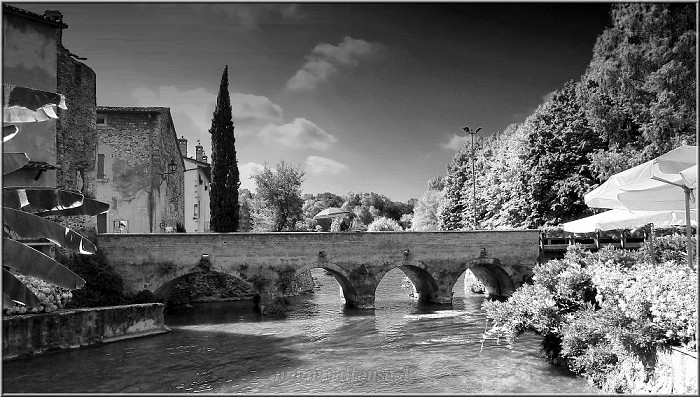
left=179, top=137, right=211, bottom=233
left=2, top=5, right=66, bottom=188
left=95, top=107, right=185, bottom=234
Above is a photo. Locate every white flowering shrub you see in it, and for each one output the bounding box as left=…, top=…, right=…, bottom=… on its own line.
left=483, top=244, right=697, bottom=392
left=366, top=216, right=402, bottom=232
left=3, top=274, right=72, bottom=315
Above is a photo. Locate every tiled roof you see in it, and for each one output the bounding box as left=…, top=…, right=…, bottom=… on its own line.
left=22, top=160, right=60, bottom=170
left=3, top=4, right=68, bottom=28
left=183, top=157, right=210, bottom=167
left=97, top=106, right=171, bottom=114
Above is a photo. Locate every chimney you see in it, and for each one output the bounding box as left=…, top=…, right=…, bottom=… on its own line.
left=43, top=10, right=64, bottom=46
left=195, top=142, right=204, bottom=162
left=177, top=136, right=188, bottom=158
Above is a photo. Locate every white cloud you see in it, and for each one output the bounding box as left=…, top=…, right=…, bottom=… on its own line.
left=132, top=86, right=284, bottom=138
left=259, top=118, right=337, bottom=150
left=238, top=161, right=265, bottom=192
left=440, top=134, right=470, bottom=151
left=190, top=4, right=304, bottom=29
left=131, top=86, right=337, bottom=155
left=305, top=156, right=349, bottom=176
left=132, top=86, right=215, bottom=141
left=230, top=93, right=284, bottom=134
left=285, top=37, right=381, bottom=92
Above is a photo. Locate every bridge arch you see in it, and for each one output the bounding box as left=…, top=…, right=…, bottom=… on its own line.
left=296, top=262, right=359, bottom=305
left=461, top=258, right=516, bottom=297
left=152, top=269, right=257, bottom=306
left=374, top=261, right=441, bottom=304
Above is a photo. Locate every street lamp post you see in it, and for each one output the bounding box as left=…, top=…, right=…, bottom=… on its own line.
left=462, top=126, right=481, bottom=230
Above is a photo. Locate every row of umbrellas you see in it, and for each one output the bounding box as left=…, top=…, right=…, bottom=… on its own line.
left=564, top=145, right=697, bottom=268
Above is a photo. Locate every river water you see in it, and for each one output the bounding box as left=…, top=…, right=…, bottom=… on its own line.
left=2, top=269, right=597, bottom=394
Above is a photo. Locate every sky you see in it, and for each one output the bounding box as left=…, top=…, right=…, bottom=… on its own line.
left=14, top=2, right=612, bottom=202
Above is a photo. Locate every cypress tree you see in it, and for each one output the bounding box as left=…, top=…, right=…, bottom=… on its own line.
left=209, top=65, right=240, bottom=232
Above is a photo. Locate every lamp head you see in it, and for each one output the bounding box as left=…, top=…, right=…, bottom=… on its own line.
left=167, top=160, right=177, bottom=173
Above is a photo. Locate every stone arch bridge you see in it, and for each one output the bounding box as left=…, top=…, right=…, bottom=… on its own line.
left=97, top=231, right=539, bottom=313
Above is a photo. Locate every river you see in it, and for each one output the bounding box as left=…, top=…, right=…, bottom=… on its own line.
left=2, top=269, right=597, bottom=393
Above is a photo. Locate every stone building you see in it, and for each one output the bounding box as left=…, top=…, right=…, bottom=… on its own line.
left=178, top=137, right=211, bottom=233
left=95, top=107, right=185, bottom=234
left=54, top=13, right=97, bottom=200
left=2, top=5, right=67, bottom=188
left=4, top=5, right=100, bottom=234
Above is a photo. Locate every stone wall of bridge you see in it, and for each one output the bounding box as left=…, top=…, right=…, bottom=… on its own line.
left=97, top=231, right=539, bottom=313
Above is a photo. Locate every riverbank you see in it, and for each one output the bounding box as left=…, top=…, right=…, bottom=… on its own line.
left=3, top=303, right=170, bottom=361
left=625, top=346, right=697, bottom=394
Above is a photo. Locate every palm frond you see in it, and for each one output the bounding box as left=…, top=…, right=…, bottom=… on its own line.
left=3, top=207, right=96, bottom=254
left=3, top=187, right=83, bottom=213
left=3, top=269, right=41, bottom=309
left=3, top=152, right=30, bottom=174
left=3, top=238, right=85, bottom=289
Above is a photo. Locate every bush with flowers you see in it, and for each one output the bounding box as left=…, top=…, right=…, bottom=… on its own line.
left=483, top=241, right=697, bottom=393
left=3, top=274, right=73, bottom=315
left=366, top=216, right=403, bottom=232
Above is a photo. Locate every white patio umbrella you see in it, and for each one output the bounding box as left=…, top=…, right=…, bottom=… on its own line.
left=584, top=145, right=698, bottom=268
left=312, top=207, right=350, bottom=220
left=562, top=209, right=698, bottom=234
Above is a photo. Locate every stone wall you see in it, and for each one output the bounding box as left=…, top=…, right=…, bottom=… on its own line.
left=54, top=45, right=98, bottom=234
left=153, top=110, right=185, bottom=231
left=2, top=303, right=170, bottom=361
left=95, top=108, right=185, bottom=233
left=56, top=46, right=97, bottom=196
left=96, top=113, right=153, bottom=233
left=287, top=270, right=315, bottom=297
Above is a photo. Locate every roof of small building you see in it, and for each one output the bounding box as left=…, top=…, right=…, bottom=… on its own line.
left=183, top=157, right=210, bottom=167
left=97, top=106, right=171, bottom=114
left=183, top=157, right=211, bottom=180
left=3, top=4, right=68, bottom=28
left=22, top=160, right=60, bottom=170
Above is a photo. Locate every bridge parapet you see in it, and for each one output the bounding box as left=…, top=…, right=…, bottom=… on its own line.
left=97, top=230, right=539, bottom=313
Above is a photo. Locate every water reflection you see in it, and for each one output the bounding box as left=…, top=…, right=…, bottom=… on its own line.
left=2, top=267, right=597, bottom=394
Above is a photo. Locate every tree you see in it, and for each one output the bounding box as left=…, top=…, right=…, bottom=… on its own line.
left=252, top=161, right=305, bottom=232
left=580, top=3, right=696, bottom=170
left=209, top=65, right=240, bottom=232
left=237, top=189, right=254, bottom=232
left=517, top=81, right=605, bottom=227
left=411, top=189, right=443, bottom=231
left=427, top=176, right=445, bottom=191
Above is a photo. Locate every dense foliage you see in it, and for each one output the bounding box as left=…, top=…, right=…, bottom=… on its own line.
left=483, top=240, right=697, bottom=393
left=51, top=249, right=159, bottom=308
left=366, top=216, right=403, bottom=232
left=55, top=250, right=128, bottom=308
left=209, top=65, right=241, bottom=232
left=411, top=189, right=443, bottom=231
left=252, top=161, right=305, bottom=232
left=438, top=3, right=696, bottom=229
